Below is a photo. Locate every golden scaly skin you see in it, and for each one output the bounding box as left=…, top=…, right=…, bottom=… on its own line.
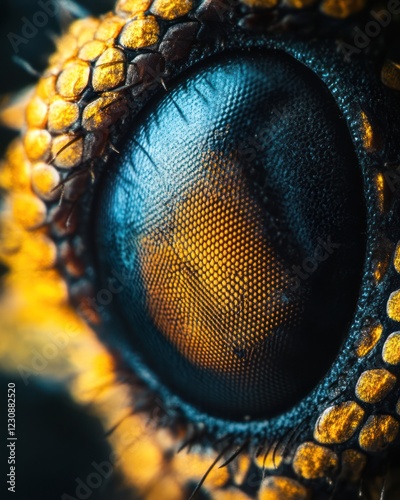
left=1, top=0, right=400, bottom=498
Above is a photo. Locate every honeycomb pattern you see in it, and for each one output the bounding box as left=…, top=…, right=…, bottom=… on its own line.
left=138, top=150, right=303, bottom=414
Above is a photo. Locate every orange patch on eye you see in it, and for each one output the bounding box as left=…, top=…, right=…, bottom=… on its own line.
left=140, top=153, right=301, bottom=373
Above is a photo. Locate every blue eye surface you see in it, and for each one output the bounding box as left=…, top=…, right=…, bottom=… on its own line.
left=95, top=50, right=365, bottom=420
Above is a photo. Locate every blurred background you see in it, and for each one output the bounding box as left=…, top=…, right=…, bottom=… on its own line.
left=0, top=2, right=129, bottom=499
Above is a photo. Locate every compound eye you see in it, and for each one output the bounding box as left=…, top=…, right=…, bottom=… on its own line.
left=95, top=51, right=365, bottom=420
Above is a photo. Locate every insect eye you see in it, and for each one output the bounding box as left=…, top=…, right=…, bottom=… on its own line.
left=95, top=50, right=365, bottom=419
left=4, top=1, right=400, bottom=498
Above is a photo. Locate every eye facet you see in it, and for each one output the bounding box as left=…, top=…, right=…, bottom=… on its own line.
left=95, top=51, right=365, bottom=419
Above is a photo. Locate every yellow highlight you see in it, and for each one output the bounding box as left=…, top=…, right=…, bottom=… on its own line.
left=381, top=60, right=400, bottom=92
left=36, top=75, right=57, bottom=104
left=31, top=163, right=61, bottom=201
left=394, top=241, right=400, bottom=274
left=150, top=0, right=193, bottom=19
left=12, top=194, right=46, bottom=230
left=70, top=18, right=100, bottom=46
left=95, top=14, right=125, bottom=42
left=374, top=256, right=389, bottom=284
left=314, top=401, right=365, bottom=444
left=375, top=173, right=385, bottom=213
left=359, top=415, right=399, bottom=452
left=23, top=129, right=52, bottom=162
left=260, top=476, right=310, bottom=500
left=2, top=141, right=31, bottom=191
left=320, top=0, right=366, bottom=18
left=356, top=320, right=383, bottom=358
left=387, top=289, right=400, bottom=322
left=50, top=33, right=79, bottom=67
left=231, top=454, right=251, bottom=485
left=82, top=93, right=128, bottom=131
left=117, top=0, right=152, bottom=16
left=240, top=0, right=278, bottom=7
left=119, top=15, right=160, bottom=49
left=21, top=234, right=57, bottom=270
left=382, top=332, right=400, bottom=365
left=0, top=87, right=34, bottom=130
left=293, top=442, right=338, bottom=480
left=254, top=443, right=283, bottom=471
left=360, top=111, right=378, bottom=153
left=356, top=369, right=396, bottom=404
left=172, top=452, right=229, bottom=490
left=146, top=476, right=183, bottom=500
left=78, top=40, right=106, bottom=62
left=51, top=134, right=84, bottom=169
left=212, top=489, right=252, bottom=500
left=26, top=95, right=48, bottom=129
left=48, top=99, right=80, bottom=133
left=285, top=0, right=317, bottom=7
left=56, top=60, right=91, bottom=99
left=92, top=47, right=126, bottom=92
